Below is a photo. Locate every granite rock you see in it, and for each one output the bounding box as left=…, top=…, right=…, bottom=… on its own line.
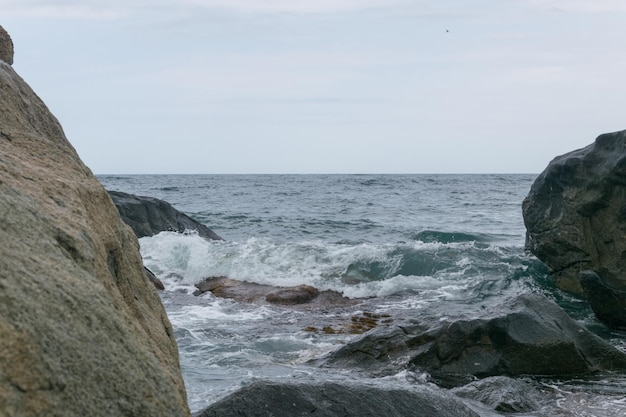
left=0, top=25, right=13, bottom=65
left=0, top=37, right=189, bottom=417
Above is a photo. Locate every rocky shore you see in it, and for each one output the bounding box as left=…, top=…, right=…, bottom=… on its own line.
left=523, top=130, right=626, bottom=328
left=0, top=26, right=190, bottom=417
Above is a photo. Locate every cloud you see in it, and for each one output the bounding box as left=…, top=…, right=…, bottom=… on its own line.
left=2, top=0, right=127, bottom=19
left=1, top=0, right=416, bottom=19
left=524, top=0, right=626, bottom=13
left=2, top=0, right=481, bottom=19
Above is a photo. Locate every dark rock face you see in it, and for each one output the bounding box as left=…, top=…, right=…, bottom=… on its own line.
left=320, top=293, right=626, bottom=387
left=580, top=270, right=626, bottom=328
left=522, top=130, right=626, bottom=294
left=0, top=35, right=189, bottom=417
left=193, top=381, right=479, bottom=417
left=108, top=190, right=222, bottom=240
left=0, top=25, right=13, bottom=65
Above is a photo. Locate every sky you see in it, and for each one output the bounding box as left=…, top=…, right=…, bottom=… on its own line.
left=2, top=0, right=626, bottom=174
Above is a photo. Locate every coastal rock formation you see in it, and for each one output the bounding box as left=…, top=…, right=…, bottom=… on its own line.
left=522, top=130, right=626, bottom=295
left=0, top=32, right=189, bottom=417
left=194, top=381, right=479, bottom=417
left=0, top=25, right=13, bottom=65
left=320, top=293, right=626, bottom=387
left=108, top=190, right=222, bottom=240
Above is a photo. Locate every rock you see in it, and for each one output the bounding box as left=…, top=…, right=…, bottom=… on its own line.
left=194, top=276, right=357, bottom=309
left=0, top=25, right=13, bottom=65
left=0, top=40, right=189, bottom=416
left=193, top=381, right=479, bottom=417
left=452, top=376, right=545, bottom=413
left=522, top=130, right=626, bottom=294
left=305, top=311, right=393, bottom=335
left=320, top=293, right=626, bottom=387
left=108, top=190, right=222, bottom=240
left=264, top=284, right=319, bottom=304
left=579, top=270, right=626, bottom=328
left=145, top=266, right=166, bottom=290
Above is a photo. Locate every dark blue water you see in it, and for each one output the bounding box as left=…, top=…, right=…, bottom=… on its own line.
left=98, top=174, right=626, bottom=416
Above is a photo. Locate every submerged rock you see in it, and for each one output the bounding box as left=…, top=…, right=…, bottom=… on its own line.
left=452, top=376, right=545, bottom=413
left=108, top=190, right=222, bottom=240
left=320, top=293, right=626, bottom=387
left=193, top=381, right=479, bottom=417
left=522, top=130, right=626, bottom=295
left=0, top=32, right=189, bottom=416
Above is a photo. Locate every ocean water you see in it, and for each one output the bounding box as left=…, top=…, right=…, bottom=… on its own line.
left=99, top=174, right=626, bottom=416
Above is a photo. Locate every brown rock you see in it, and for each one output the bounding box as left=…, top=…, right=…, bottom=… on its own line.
left=0, top=36, right=189, bottom=417
left=265, top=285, right=319, bottom=305
left=194, top=276, right=358, bottom=309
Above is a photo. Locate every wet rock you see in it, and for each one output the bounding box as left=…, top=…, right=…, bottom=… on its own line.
left=452, top=376, right=545, bottom=413
left=193, top=381, right=479, bottom=417
left=108, top=190, right=222, bottom=240
left=304, top=311, right=393, bottom=335
left=145, top=266, right=165, bottom=290
left=194, top=276, right=357, bottom=309
left=0, top=34, right=189, bottom=417
left=265, top=284, right=319, bottom=304
left=522, top=130, right=626, bottom=295
left=579, top=270, right=626, bottom=328
left=320, top=293, right=626, bottom=387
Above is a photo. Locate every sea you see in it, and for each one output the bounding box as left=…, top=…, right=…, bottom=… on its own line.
left=98, top=174, right=626, bottom=417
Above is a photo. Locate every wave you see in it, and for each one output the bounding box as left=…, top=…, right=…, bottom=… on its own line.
left=139, top=232, right=535, bottom=301
left=412, top=230, right=502, bottom=244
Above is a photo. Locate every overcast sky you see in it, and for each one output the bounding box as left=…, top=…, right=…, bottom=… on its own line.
left=3, top=0, right=626, bottom=174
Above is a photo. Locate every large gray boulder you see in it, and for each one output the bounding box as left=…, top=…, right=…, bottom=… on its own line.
left=0, top=33, right=190, bottom=416
left=194, top=381, right=479, bottom=417
left=522, top=130, right=626, bottom=294
left=320, top=293, right=626, bottom=387
left=108, top=190, right=222, bottom=240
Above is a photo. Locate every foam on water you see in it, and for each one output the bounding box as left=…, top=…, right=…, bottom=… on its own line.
left=140, top=232, right=528, bottom=301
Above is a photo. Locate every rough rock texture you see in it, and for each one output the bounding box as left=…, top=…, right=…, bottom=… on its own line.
left=193, top=381, right=479, bottom=417
left=320, top=293, right=626, bottom=387
left=0, top=54, right=189, bottom=415
left=0, top=25, right=13, bottom=65
left=194, top=276, right=357, bottom=309
left=579, top=270, right=626, bottom=328
left=522, top=130, right=626, bottom=294
left=108, top=190, right=222, bottom=240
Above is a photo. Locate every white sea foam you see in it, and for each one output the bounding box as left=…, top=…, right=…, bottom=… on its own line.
left=139, top=232, right=495, bottom=299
